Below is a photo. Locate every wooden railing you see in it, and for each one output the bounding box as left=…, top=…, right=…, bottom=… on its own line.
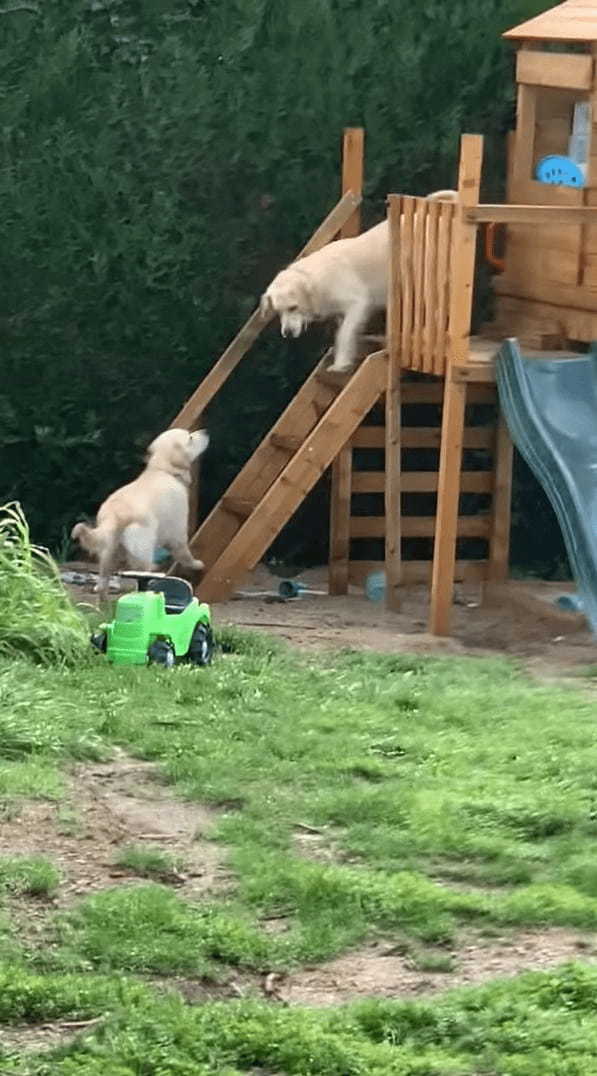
left=387, top=194, right=456, bottom=379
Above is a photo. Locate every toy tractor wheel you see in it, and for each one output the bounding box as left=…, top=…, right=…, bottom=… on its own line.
left=148, top=640, right=176, bottom=668
left=188, top=624, right=213, bottom=667
left=90, top=630, right=107, bottom=654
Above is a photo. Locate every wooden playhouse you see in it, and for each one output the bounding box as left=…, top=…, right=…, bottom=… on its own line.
left=171, top=0, right=597, bottom=636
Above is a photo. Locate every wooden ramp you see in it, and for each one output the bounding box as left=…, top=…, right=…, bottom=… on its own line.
left=192, top=351, right=387, bottom=602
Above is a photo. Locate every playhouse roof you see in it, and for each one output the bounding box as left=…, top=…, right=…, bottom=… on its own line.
left=504, top=0, right=597, bottom=42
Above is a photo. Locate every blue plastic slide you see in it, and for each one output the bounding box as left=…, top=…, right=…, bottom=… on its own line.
left=496, top=339, right=597, bottom=634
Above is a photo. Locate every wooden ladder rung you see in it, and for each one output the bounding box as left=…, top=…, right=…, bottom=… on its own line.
left=270, top=433, right=303, bottom=453
left=222, top=496, right=254, bottom=520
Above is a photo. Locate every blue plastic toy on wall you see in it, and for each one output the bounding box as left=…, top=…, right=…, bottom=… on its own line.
left=535, top=155, right=585, bottom=188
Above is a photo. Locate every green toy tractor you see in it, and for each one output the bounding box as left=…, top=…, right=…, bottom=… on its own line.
left=91, top=572, right=213, bottom=668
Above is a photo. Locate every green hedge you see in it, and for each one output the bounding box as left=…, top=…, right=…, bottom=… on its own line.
left=0, top=0, right=562, bottom=572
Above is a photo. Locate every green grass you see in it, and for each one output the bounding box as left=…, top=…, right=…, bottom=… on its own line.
left=409, top=950, right=456, bottom=973
left=0, top=856, right=60, bottom=898
left=3, top=636, right=597, bottom=960
left=50, top=884, right=281, bottom=976
left=3, top=961, right=597, bottom=1074
left=4, top=626, right=597, bottom=1070
left=113, top=843, right=185, bottom=879
left=0, top=503, right=90, bottom=666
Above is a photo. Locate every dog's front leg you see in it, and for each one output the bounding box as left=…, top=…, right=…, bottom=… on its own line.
left=328, top=300, right=370, bottom=372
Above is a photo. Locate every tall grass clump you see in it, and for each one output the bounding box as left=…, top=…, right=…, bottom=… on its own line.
left=0, top=502, right=88, bottom=665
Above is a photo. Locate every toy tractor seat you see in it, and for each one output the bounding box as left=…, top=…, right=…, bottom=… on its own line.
left=147, top=576, right=193, bottom=614
left=119, top=572, right=193, bottom=614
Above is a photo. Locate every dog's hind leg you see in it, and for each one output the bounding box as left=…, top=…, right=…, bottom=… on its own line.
left=96, top=529, right=120, bottom=602
left=169, top=540, right=204, bottom=573
left=328, top=299, right=371, bottom=372
left=121, top=523, right=157, bottom=571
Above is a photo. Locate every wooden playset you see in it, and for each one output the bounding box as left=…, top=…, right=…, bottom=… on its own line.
left=170, top=0, right=597, bottom=636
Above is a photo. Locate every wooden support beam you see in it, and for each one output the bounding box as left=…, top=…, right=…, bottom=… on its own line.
left=171, top=190, right=361, bottom=429
left=350, top=559, right=489, bottom=586
left=352, top=425, right=494, bottom=449
left=429, top=376, right=468, bottom=635
left=385, top=194, right=402, bottom=610
left=339, top=127, right=364, bottom=239
left=351, top=515, right=491, bottom=539
left=516, top=50, right=592, bottom=91
left=487, top=415, right=513, bottom=582
left=465, top=205, right=597, bottom=226
left=328, top=446, right=352, bottom=595
left=430, top=134, right=483, bottom=636
left=352, top=471, right=494, bottom=493
left=512, top=83, right=536, bottom=189
left=329, top=128, right=364, bottom=596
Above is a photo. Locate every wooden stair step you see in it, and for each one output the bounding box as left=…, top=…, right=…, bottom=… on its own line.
left=198, top=350, right=387, bottom=603
left=222, top=496, right=254, bottom=520
left=316, top=370, right=352, bottom=388
left=270, top=433, right=303, bottom=453
left=185, top=356, right=338, bottom=575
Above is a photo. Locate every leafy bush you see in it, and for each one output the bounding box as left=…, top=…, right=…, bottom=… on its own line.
left=0, top=0, right=561, bottom=572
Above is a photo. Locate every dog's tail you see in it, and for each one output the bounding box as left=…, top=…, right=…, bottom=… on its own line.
left=71, top=520, right=121, bottom=563
left=72, top=519, right=121, bottom=598
left=71, top=521, right=103, bottom=554
left=427, top=189, right=459, bottom=203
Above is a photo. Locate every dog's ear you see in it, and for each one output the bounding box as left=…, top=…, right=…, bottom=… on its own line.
left=148, top=430, right=190, bottom=472
left=259, top=292, right=273, bottom=319
left=298, top=274, right=319, bottom=318
left=190, top=429, right=209, bottom=459
left=168, top=442, right=192, bottom=471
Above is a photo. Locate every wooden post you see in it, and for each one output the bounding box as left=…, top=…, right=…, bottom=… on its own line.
left=430, top=134, right=483, bottom=636
left=340, top=128, right=364, bottom=239
left=487, top=414, right=513, bottom=581
left=329, top=127, right=364, bottom=595
left=385, top=194, right=402, bottom=610
left=511, top=83, right=536, bottom=188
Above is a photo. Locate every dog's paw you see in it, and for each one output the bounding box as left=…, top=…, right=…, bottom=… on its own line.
left=328, top=361, right=354, bottom=374
left=191, top=558, right=204, bottom=571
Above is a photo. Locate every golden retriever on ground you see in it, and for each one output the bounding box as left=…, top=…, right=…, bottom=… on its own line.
left=71, top=428, right=208, bottom=600
left=260, top=189, right=459, bottom=373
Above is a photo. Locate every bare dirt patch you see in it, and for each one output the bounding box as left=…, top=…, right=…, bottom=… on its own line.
left=0, top=1021, right=83, bottom=1056
left=278, top=929, right=597, bottom=1005
left=63, top=559, right=597, bottom=678
left=0, top=753, right=230, bottom=906
left=215, top=566, right=597, bottom=672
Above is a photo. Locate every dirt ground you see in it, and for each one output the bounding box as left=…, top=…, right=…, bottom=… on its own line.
left=63, top=560, right=597, bottom=677
left=2, top=755, right=595, bottom=1020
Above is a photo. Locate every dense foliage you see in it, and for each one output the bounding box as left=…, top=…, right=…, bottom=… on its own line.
left=0, top=0, right=560, bottom=571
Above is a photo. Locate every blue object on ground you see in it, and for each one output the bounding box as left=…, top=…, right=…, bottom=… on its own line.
left=496, top=338, right=597, bottom=634
left=555, top=593, right=585, bottom=613
left=154, top=547, right=170, bottom=565
left=279, top=580, right=306, bottom=598
left=365, top=570, right=386, bottom=602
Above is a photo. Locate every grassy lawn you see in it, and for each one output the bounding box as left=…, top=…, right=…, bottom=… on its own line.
left=2, top=619, right=597, bottom=1073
